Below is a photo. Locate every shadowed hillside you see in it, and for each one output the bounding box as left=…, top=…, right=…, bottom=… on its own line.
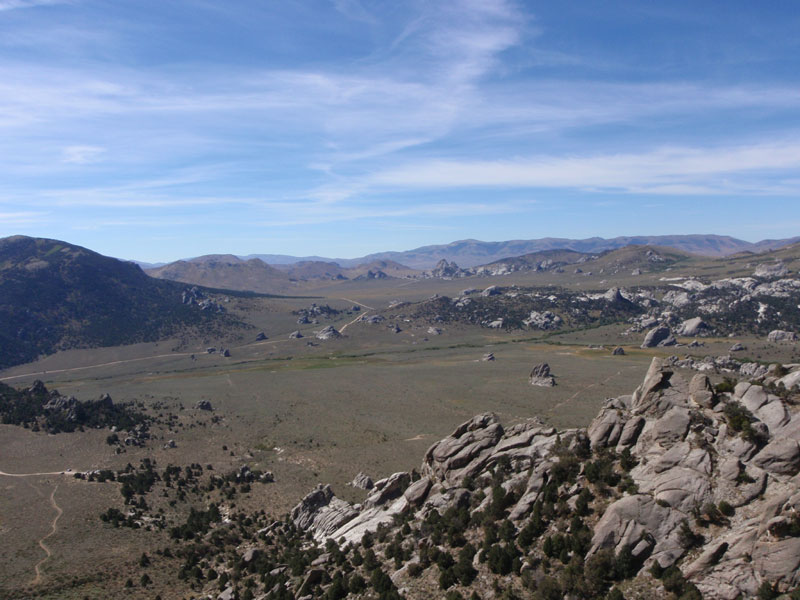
left=0, top=236, right=239, bottom=369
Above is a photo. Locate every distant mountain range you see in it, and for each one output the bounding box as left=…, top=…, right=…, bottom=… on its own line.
left=237, top=234, right=800, bottom=270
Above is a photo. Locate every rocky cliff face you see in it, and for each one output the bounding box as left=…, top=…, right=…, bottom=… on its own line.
left=290, top=359, right=800, bottom=599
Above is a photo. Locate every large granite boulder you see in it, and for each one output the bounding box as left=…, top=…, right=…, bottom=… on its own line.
left=677, top=317, right=710, bottom=337
left=768, top=330, right=797, bottom=343
left=529, top=362, right=555, bottom=387
left=641, top=326, right=677, bottom=348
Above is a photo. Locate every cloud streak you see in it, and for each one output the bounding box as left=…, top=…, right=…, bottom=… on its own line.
left=0, top=0, right=68, bottom=11
left=366, top=140, right=800, bottom=195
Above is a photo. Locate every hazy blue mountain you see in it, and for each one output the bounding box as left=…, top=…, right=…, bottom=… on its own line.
left=236, top=234, right=799, bottom=270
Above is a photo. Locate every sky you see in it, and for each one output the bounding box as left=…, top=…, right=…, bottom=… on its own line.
left=1, top=0, right=799, bottom=262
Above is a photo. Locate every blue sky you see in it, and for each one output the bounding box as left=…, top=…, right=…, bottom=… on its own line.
left=1, top=0, right=799, bottom=262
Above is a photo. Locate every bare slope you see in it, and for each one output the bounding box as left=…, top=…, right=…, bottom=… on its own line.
left=146, top=254, right=295, bottom=294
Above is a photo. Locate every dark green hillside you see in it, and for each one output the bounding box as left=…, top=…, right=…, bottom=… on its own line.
left=0, top=380, right=147, bottom=434
left=0, top=236, right=238, bottom=369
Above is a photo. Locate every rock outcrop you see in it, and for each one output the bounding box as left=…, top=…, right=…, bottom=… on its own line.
left=677, top=316, right=710, bottom=337
left=289, top=357, right=800, bottom=599
left=768, top=330, right=797, bottom=343
left=529, top=362, right=555, bottom=387
left=426, top=259, right=471, bottom=279
left=754, top=262, right=789, bottom=278
left=350, top=472, right=373, bottom=490
left=641, top=326, right=677, bottom=348
left=315, top=325, right=341, bottom=340
left=586, top=357, right=800, bottom=598
left=522, top=310, right=562, bottom=330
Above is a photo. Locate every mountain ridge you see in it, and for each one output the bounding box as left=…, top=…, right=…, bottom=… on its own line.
left=234, top=234, right=800, bottom=270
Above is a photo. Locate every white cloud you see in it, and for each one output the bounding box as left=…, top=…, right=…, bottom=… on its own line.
left=332, top=0, right=378, bottom=24
left=0, top=0, right=69, bottom=11
left=61, top=145, right=105, bottom=164
left=0, top=210, right=47, bottom=223
left=366, top=140, right=800, bottom=195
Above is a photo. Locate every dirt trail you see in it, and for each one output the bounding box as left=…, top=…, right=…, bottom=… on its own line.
left=0, top=470, right=70, bottom=477
left=339, top=297, right=375, bottom=310
left=0, top=336, right=297, bottom=383
left=340, top=311, right=369, bottom=333
left=30, top=484, right=62, bottom=585
left=0, top=352, right=195, bottom=382
left=545, top=364, right=640, bottom=417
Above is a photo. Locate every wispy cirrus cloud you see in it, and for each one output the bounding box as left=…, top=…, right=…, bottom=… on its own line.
left=61, top=145, right=105, bottom=164
left=0, top=210, right=47, bottom=223
left=0, top=0, right=70, bottom=11
left=365, top=140, right=800, bottom=195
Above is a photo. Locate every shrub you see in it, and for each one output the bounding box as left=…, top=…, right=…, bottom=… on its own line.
left=438, top=567, right=457, bottom=590
left=575, top=488, right=593, bottom=516
left=619, top=448, right=638, bottom=471
left=757, top=581, right=778, bottom=600
left=486, top=543, right=516, bottom=575
left=718, top=500, right=735, bottom=517
left=678, top=520, right=704, bottom=550
left=715, top=378, right=736, bottom=394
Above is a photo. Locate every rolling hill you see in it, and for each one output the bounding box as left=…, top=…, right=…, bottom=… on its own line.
left=146, top=254, right=295, bottom=294
left=0, top=236, right=237, bottom=370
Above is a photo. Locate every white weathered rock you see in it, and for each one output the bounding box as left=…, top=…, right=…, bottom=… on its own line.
left=641, top=326, right=677, bottom=348
left=364, top=472, right=410, bottom=508
left=315, top=325, right=341, bottom=340
left=291, top=484, right=358, bottom=539
left=523, top=310, right=562, bottom=330
left=587, top=406, right=624, bottom=449
left=589, top=494, right=684, bottom=568
left=689, top=373, right=716, bottom=408
left=529, top=362, right=555, bottom=387
left=754, top=262, right=789, bottom=278
left=751, top=438, right=800, bottom=475
left=777, top=369, right=800, bottom=390
left=351, top=472, right=373, bottom=490
left=403, top=477, right=432, bottom=506
left=677, top=317, right=710, bottom=337
left=740, top=384, right=769, bottom=412
left=768, top=329, right=797, bottom=343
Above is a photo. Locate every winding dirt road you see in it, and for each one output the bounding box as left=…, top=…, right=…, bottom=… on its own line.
left=1, top=471, right=71, bottom=585
left=30, top=484, right=62, bottom=585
